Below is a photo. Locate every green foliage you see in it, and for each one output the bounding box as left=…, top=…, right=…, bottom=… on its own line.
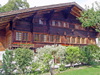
left=78, top=1, right=100, bottom=32
left=0, top=0, right=29, bottom=12
left=58, top=64, right=66, bottom=71
left=65, top=46, right=80, bottom=67
left=0, top=66, right=2, bottom=69
left=0, top=60, right=2, bottom=66
left=56, top=65, right=100, bottom=75
left=31, top=62, right=40, bottom=72
left=80, top=44, right=100, bottom=65
left=15, top=48, right=34, bottom=74
left=36, top=45, right=66, bottom=75
left=2, top=49, right=15, bottom=75
left=79, top=46, right=88, bottom=65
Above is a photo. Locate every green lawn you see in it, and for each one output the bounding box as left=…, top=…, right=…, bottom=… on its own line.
left=56, top=66, right=100, bottom=75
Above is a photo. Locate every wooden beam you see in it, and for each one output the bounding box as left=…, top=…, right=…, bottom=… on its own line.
left=46, top=10, right=55, bottom=33
left=71, top=9, right=81, bottom=17
left=0, top=15, right=16, bottom=21
left=0, top=20, right=10, bottom=24
left=37, top=9, right=53, bottom=12
left=31, top=12, right=37, bottom=32
left=18, top=14, right=34, bottom=19
left=73, top=6, right=81, bottom=12
left=18, top=11, right=36, bottom=17
left=37, top=11, right=50, bottom=14
left=70, top=11, right=80, bottom=17
left=54, top=6, right=71, bottom=10
left=62, top=5, right=74, bottom=19
left=0, top=26, right=6, bottom=29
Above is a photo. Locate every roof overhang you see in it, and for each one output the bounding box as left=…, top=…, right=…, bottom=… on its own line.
left=0, top=2, right=84, bottom=30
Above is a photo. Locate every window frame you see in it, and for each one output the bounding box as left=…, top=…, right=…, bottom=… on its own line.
left=66, top=36, right=71, bottom=43
left=23, top=32, right=28, bottom=41
left=81, top=38, right=85, bottom=44
left=92, top=39, right=96, bottom=44
left=41, top=34, right=47, bottom=42
left=75, top=25, right=79, bottom=29
left=55, top=35, right=60, bottom=43
left=39, top=19, right=44, bottom=25
left=34, top=33, right=40, bottom=42
left=72, top=37, right=76, bottom=44
left=58, top=21, right=61, bottom=27
left=49, top=35, right=54, bottom=42
left=77, top=37, right=81, bottom=44
left=66, top=23, right=69, bottom=28
left=51, top=20, right=56, bottom=26
left=63, top=22, right=66, bottom=27
left=15, top=32, right=22, bottom=41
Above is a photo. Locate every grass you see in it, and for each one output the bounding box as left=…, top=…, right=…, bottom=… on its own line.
left=56, top=65, right=100, bottom=75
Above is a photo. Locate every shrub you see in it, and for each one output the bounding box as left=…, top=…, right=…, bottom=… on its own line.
left=15, top=48, right=34, bottom=75
left=59, top=64, right=65, bottom=71
left=79, top=46, right=88, bottom=65
left=80, top=44, right=100, bottom=65
left=0, top=60, right=2, bottom=66
left=2, top=49, right=15, bottom=75
left=36, top=45, right=66, bottom=75
left=65, top=46, right=80, bottom=67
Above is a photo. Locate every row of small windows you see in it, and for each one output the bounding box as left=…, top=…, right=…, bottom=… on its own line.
left=16, top=32, right=28, bottom=41
left=39, top=19, right=69, bottom=27
left=16, top=32, right=60, bottom=43
left=39, top=19, right=85, bottom=30
left=15, top=32, right=95, bottom=44
left=66, top=37, right=86, bottom=44
left=34, top=34, right=60, bottom=43
left=67, top=37, right=95, bottom=44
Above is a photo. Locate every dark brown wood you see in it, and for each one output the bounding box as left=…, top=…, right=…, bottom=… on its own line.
left=0, top=2, right=98, bottom=50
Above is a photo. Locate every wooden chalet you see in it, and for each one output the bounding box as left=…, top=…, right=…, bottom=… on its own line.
left=0, top=2, right=99, bottom=51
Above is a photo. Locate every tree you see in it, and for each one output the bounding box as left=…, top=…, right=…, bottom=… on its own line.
left=65, top=46, right=80, bottom=67
left=15, top=48, right=34, bottom=75
left=79, top=46, right=88, bottom=65
left=36, top=45, right=66, bottom=75
left=0, top=0, right=29, bottom=12
left=78, top=1, right=100, bottom=32
left=80, top=44, right=100, bottom=65
left=2, top=49, right=15, bottom=75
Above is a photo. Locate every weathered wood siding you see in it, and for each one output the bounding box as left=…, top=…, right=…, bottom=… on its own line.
left=14, top=20, right=31, bottom=31
left=0, top=30, right=6, bottom=51
left=6, top=31, right=12, bottom=48
left=9, top=10, right=98, bottom=48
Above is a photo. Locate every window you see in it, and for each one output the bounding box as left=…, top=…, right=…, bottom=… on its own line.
left=89, top=39, right=92, bottom=44
left=58, top=22, right=61, bottom=26
left=67, top=37, right=70, bottom=43
left=23, top=33, right=28, bottom=41
left=39, top=19, right=43, bottom=25
left=81, top=26, right=85, bottom=30
left=77, top=37, right=80, bottom=44
left=92, top=39, right=95, bottom=44
left=63, top=22, right=66, bottom=27
left=16, top=32, right=21, bottom=40
left=49, top=35, right=54, bottom=42
left=52, top=21, right=56, bottom=26
left=34, top=34, right=39, bottom=41
left=72, top=37, right=75, bottom=43
left=56, top=36, right=60, bottom=42
left=76, top=25, right=79, bottom=29
left=67, top=23, right=69, bottom=28
left=41, top=34, right=47, bottom=42
left=82, top=38, right=85, bottom=44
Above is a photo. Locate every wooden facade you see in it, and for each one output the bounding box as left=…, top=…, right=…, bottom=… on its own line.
left=0, top=2, right=99, bottom=51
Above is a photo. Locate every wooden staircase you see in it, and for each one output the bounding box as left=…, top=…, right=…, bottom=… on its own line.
left=0, top=42, right=5, bottom=51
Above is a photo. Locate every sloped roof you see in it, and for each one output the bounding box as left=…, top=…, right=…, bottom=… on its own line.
left=0, top=2, right=84, bottom=30
left=0, top=2, right=84, bottom=17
